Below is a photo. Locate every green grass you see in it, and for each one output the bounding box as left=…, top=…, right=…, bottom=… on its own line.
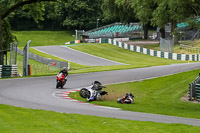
left=69, top=43, right=186, bottom=67
left=1, top=104, right=200, bottom=133
left=6, top=52, right=57, bottom=76
left=69, top=68, right=200, bottom=119
left=16, top=53, right=61, bottom=76
left=2, top=31, right=200, bottom=131
left=13, top=31, right=75, bottom=47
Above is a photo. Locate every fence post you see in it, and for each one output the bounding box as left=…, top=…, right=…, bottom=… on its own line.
left=23, top=40, right=31, bottom=76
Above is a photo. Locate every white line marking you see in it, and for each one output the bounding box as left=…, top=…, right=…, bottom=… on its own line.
left=94, top=106, right=120, bottom=110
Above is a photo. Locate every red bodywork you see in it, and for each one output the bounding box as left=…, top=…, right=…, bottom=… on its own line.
left=57, top=73, right=65, bottom=81
left=56, top=73, right=66, bottom=88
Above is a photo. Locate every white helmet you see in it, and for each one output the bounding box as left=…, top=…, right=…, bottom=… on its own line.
left=62, top=67, right=67, bottom=70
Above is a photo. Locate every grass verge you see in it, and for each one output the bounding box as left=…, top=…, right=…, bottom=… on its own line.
left=69, top=43, right=186, bottom=66
left=68, top=43, right=186, bottom=72
left=13, top=31, right=75, bottom=47
left=69, top=68, right=200, bottom=119
left=0, top=104, right=200, bottom=133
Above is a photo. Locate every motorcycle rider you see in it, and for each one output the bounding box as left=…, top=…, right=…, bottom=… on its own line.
left=59, top=67, right=68, bottom=81
left=117, top=93, right=134, bottom=104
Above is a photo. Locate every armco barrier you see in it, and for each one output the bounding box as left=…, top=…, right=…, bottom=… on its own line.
left=107, top=38, right=200, bottom=61
left=17, top=48, right=69, bottom=69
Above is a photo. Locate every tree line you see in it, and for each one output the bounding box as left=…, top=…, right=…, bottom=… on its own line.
left=0, top=0, right=200, bottom=52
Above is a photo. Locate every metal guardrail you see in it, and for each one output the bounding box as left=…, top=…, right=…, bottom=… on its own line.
left=17, top=48, right=69, bottom=70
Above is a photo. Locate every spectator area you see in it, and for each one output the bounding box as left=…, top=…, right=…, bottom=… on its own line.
left=177, top=18, right=200, bottom=30
left=85, top=23, right=142, bottom=38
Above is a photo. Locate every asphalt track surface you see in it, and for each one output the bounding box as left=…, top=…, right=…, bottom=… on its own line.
left=1, top=63, right=200, bottom=126
left=33, top=46, right=125, bottom=66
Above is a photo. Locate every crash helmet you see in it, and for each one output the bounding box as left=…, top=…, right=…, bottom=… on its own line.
left=126, top=93, right=133, bottom=97
left=62, top=67, right=67, bottom=71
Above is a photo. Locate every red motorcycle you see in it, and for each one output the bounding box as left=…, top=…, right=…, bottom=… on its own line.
left=56, top=73, right=66, bottom=89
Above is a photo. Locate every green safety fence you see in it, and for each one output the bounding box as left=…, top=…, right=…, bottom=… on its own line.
left=0, top=65, right=18, bottom=78
left=189, top=74, right=200, bottom=101
left=1, top=65, right=12, bottom=78
left=195, top=84, right=200, bottom=101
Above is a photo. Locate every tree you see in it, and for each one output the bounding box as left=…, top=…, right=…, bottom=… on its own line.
left=55, top=0, right=103, bottom=30
left=102, top=0, right=120, bottom=23
left=115, top=0, right=136, bottom=24
left=132, top=0, right=156, bottom=39
left=102, top=0, right=137, bottom=35
left=151, top=0, right=200, bottom=39
left=102, top=0, right=153, bottom=39
left=0, top=0, right=55, bottom=52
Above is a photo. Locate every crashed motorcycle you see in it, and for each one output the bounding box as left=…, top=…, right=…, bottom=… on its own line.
left=79, top=81, right=108, bottom=102
left=56, top=72, right=66, bottom=89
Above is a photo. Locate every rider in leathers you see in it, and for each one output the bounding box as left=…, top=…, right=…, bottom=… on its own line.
left=59, top=67, right=68, bottom=81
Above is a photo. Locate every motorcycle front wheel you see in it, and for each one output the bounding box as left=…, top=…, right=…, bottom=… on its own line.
left=56, top=81, right=60, bottom=89
left=79, top=88, right=90, bottom=98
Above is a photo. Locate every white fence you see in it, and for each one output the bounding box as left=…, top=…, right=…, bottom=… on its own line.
left=11, top=65, right=19, bottom=77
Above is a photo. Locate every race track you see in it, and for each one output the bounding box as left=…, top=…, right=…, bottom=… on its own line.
left=1, top=63, right=200, bottom=126
left=33, top=46, right=125, bottom=66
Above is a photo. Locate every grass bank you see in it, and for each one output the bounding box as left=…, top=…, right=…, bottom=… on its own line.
left=69, top=68, right=200, bottom=119
left=69, top=43, right=186, bottom=66
left=68, top=43, right=186, bottom=73
left=13, top=31, right=75, bottom=47
left=0, top=104, right=200, bottom=133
